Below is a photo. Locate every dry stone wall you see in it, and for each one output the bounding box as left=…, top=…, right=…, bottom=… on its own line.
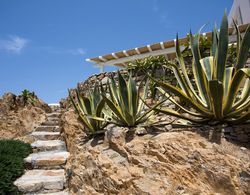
left=61, top=66, right=250, bottom=144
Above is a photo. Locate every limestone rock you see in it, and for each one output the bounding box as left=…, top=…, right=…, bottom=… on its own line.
left=61, top=110, right=250, bottom=194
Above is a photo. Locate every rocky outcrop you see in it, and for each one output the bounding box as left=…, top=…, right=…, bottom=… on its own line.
left=62, top=109, right=250, bottom=195
left=0, top=92, right=51, bottom=141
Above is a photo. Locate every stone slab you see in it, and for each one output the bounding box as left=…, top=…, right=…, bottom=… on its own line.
left=31, top=131, right=61, bottom=140
left=36, top=191, right=69, bottom=195
left=14, top=169, right=66, bottom=193
left=25, top=150, right=70, bottom=168
left=47, top=117, right=60, bottom=122
left=31, top=140, right=66, bottom=152
left=42, top=121, right=60, bottom=126
left=46, top=112, right=61, bottom=118
left=35, top=126, right=60, bottom=132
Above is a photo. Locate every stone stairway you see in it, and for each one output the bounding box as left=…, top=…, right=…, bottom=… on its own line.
left=14, top=109, right=69, bottom=194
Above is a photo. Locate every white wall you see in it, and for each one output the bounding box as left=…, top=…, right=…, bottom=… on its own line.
left=228, top=0, right=250, bottom=26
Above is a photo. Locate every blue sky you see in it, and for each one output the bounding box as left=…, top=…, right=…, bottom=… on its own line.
left=0, top=0, right=232, bottom=103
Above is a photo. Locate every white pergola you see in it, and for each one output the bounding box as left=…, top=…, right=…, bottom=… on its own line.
left=86, top=24, right=249, bottom=72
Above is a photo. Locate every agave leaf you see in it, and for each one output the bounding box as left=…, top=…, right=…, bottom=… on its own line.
left=92, top=84, right=98, bottom=106
left=216, top=12, right=228, bottom=82
left=208, top=80, right=224, bottom=119
left=96, top=98, right=105, bottom=117
left=102, top=95, right=128, bottom=125
left=227, top=110, right=250, bottom=124
left=137, top=79, right=149, bottom=113
left=148, top=74, right=212, bottom=116
left=157, top=87, right=204, bottom=118
left=211, top=26, right=219, bottom=57
left=232, top=78, right=250, bottom=109
left=190, top=32, right=210, bottom=105
left=154, top=107, right=210, bottom=124
left=128, top=74, right=138, bottom=117
left=81, top=96, right=92, bottom=115
left=118, top=71, right=129, bottom=110
left=78, top=113, right=95, bottom=133
left=236, top=24, right=250, bottom=70
left=137, top=98, right=167, bottom=124
left=75, top=88, right=87, bottom=114
left=164, top=63, right=190, bottom=96
left=227, top=98, right=250, bottom=117
left=223, top=67, right=234, bottom=100
left=69, top=90, right=95, bottom=132
left=107, top=79, right=116, bottom=103
left=87, top=116, right=121, bottom=126
left=223, top=68, right=250, bottom=114
left=115, top=74, right=131, bottom=122
left=176, top=35, right=205, bottom=105
left=110, top=76, right=120, bottom=104
left=200, top=56, right=214, bottom=81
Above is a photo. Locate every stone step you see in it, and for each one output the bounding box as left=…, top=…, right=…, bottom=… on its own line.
left=25, top=150, right=70, bottom=168
left=35, top=126, right=61, bottom=132
left=46, top=112, right=61, bottom=118
left=31, top=131, right=61, bottom=140
left=42, top=121, right=60, bottom=126
left=47, top=117, right=60, bottom=122
left=31, top=140, right=66, bottom=152
left=37, top=191, right=69, bottom=195
left=14, top=169, right=66, bottom=194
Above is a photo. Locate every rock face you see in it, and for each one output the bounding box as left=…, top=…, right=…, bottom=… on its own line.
left=0, top=92, right=51, bottom=140
left=62, top=110, right=250, bottom=195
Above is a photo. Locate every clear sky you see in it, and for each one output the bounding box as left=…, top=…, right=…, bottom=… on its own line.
left=0, top=0, right=233, bottom=103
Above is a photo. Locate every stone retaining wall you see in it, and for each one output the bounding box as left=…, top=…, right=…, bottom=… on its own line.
left=62, top=66, right=250, bottom=144
left=222, top=124, right=250, bottom=144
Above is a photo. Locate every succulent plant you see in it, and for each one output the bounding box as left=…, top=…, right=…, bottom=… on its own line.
left=150, top=13, right=250, bottom=124
left=68, top=84, right=107, bottom=134
left=101, top=71, right=162, bottom=127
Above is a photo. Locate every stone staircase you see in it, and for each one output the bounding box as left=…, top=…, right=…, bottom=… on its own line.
left=14, top=108, right=69, bottom=194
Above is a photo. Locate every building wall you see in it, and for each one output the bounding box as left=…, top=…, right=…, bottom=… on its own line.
left=229, top=0, right=250, bottom=26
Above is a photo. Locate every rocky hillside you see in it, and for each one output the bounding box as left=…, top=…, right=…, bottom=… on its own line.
left=0, top=92, right=51, bottom=141
left=62, top=109, right=250, bottom=195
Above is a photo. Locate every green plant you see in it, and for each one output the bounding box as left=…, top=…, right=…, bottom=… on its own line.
left=0, top=139, right=32, bottom=194
left=101, top=71, right=163, bottom=127
left=149, top=13, right=250, bottom=124
left=68, top=84, right=107, bottom=134
left=21, top=89, right=36, bottom=105
left=127, top=56, right=177, bottom=99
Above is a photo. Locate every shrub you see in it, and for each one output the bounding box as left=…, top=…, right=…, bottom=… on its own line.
left=20, top=89, right=36, bottom=106
left=149, top=13, right=250, bottom=124
left=0, top=139, right=32, bottom=194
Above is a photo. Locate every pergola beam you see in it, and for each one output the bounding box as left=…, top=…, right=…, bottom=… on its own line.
left=93, top=46, right=178, bottom=67
left=86, top=24, right=249, bottom=69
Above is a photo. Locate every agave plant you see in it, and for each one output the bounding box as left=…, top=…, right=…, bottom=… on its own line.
left=149, top=13, right=250, bottom=124
left=68, top=84, right=107, bottom=134
left=101, top=71, right=163, bottom=127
